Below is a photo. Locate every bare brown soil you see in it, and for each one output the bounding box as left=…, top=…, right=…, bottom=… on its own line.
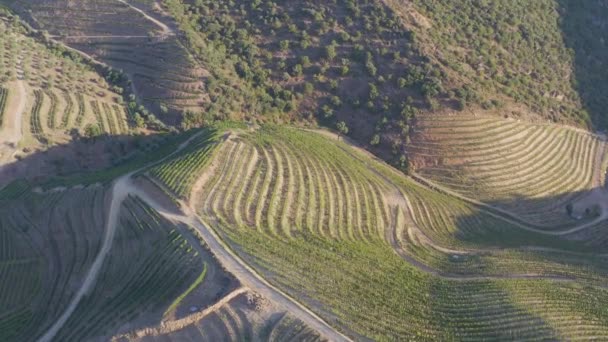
left=117, top=289, right=326, bottom=342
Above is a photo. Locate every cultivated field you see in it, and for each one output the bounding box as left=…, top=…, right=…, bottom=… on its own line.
left=0, top=87, right=8, bottom=125
left=5, top=0, right=208, bottom=118
left=0, top=184, right=247, bottom=342
left=408, top=113, right=604, bottom=227
left=51, top=196, right=208, bottom=341
left=0, top=18, right=130, bottom=145
left=0, top=185, right=108, bottom=341
left=148, top=127, right=225, bottom=198
left=146, top=125, right=608, bottom=340
left=2, top=2, right=608, bottom=340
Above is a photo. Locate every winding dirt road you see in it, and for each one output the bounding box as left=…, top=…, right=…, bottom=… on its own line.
left=116, top=0, right=174, bottom=37
left=118, top=287, right=249, bottom=339
left=38, top=175, right=130, bottom=342
left=37, top=132, right=206, bottom=342
left=126, top=184, right=352, bottom=342
left=311, top=128, right=608, bottom=285
left=314, top=127, right=608, bottom=236
left=411, top=173, right=608, bottom=236
left=38, top=131, right=350, bottom=342
left=38, top=126, right=608, bottom=341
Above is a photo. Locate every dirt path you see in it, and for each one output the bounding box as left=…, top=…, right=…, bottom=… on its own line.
left=189, top=132, right=233, bottom=205
left=310, top=129, right=608, bottom=281
left=38, top=175, right=130, bottom=342
left=412, top=173, right=608, bottom=236
left=117, top=287, right=248, bottom=339
left=54, top=35, right=150, bottom=39
left=1, top=81, right=25, bottom=145
left=127, top=185, right=351, bottom=342
left=311, top=128, right=608, bottom=236
left=38, top=132, right=206, bottom=342
left=39, top=130, right=349, bottom=342
left=116, top=0, right=174, bottom=37
left=386, top=207, right=608, bottom=287
left=38, top=127, right=608, bottom=341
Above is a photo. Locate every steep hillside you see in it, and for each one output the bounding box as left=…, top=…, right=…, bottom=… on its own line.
left=0, top=18, right=129, bottom=141
left=388, top=0, right=608, bottom=128
left=409, top=113, right=605, bottom=228
left=0, top=15, right=148, bottom=187
left=160, top=0, right=452, bottom=169
left=146, top=125, right=608, bottom=340
left=5, top=0, right=607, bottom=172
left=0, top=132, right=329, bottom=341
left=1, top=1, right=608, bottom=341
left=3, top=0, right=209, bottom=121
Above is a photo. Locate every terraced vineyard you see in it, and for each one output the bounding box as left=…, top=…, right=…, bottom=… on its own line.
left=5, top=0, right=209, bottom=117
left=145, top=126, right=608, bottom=340
left=0, top=218, right=41, bottom=342
left=74, top=94, right=86, bottom=127
left=0, top=17, right=131, bottom=148
left=0, top=180, right=30, bottom=202
left=0, top=183, right=245, bottom=342
left=0, top=87, right=7, bottom=126
left=0, top=186, right=108, bottom=341
left=44, top=90, right=58, bottom=129
left=11, top=0, right=159, bottom=37
left=59, top=92, right=73, bottom=129
left=66, top=36, right=208, bottom=114
left=2, top=1, right=608, bottom=339
left=408, top=114, right=604, bottom=228
left=148, top=127, right=224, bottom=198
left=52, top=197, right=205, bottom=341
left=565, top=219, right=608, bottom=250
left=29, top=89, right=44, bottom=139
left=27, top=88, right=128, bottom=142
left=195, top=128, right=394, bottom=241
left=89, top=100, right=106, bottom=133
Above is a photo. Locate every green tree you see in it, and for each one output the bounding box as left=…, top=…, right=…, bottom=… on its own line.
left=370, top=134, right=380, bottom=146
left=325, top=44, right=337, bottom=60
left=84, top=124, right=102, bottom=138
left=336, top=121, right=349, bottom=137
left=369, top=83, right=379, bottom=100
left=133, top=113, right=146, bottom=128
left=303, top=82, right=314, bottom=95
left=292, top=64, right=303, bottom=77
left=280, top=40, right=289, bottom=51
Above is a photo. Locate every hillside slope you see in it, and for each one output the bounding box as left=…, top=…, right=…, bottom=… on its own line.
left=1, top=1, right=608, bottom=341
left=388, top=0, right=608, bottom=128
left=5, top=0, right=607, bottom=172
left=408, top=113, right=606, bottom=228
left=146, top=125, right=608, bottom=340
left=3, top=0, right=209, bottom=121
